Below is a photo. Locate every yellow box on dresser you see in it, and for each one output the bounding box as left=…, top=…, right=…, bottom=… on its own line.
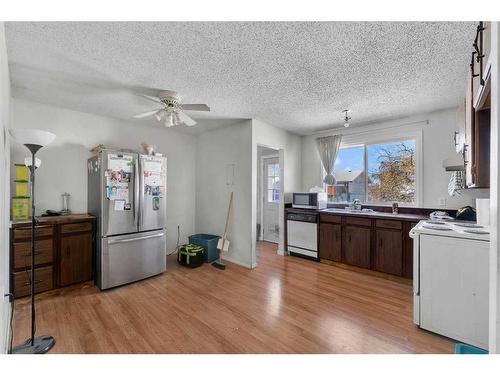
left=11, top=196, right=30, bottom=221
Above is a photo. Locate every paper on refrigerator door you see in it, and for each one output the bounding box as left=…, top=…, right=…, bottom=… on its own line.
left=114, top=199, right=125, bottom=211
left=106, top=153, right=133, bottom=202
left=143, top=157, right=165, bottom=197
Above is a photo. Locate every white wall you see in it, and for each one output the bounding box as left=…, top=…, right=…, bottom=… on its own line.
left=195, top=120, right=253, bottom=268
left=10, top=98, right=197, bottom=251
left=0, top=22, right=11, bottom=354
left=252, top=119, right=302, bottom=259
left=489, top=21, right=500, bottom=354
left=301, top=108, right=490, bottom=209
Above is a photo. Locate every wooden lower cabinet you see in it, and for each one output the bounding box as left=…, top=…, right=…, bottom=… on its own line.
left=317, top=213, right=416, bottom=278
left=319, top=223, right=341, bottom=262
left=374, top=229, right=403, bottom=276
left=342, top=225, right=371, bottom=269
left=10, top=215, right=95, bottom=298
left=13, top=266, right=53, bottom=298
left=60, top=232, right=93, bottom=287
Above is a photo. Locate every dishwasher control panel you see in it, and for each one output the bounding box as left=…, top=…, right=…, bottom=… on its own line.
left=287, top=213, right=318, bottom=223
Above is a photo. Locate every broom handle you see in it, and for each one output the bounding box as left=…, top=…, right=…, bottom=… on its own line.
left=220, top=192, right=234, bottom=262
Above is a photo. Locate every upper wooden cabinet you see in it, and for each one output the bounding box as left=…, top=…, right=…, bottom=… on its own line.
left=464, top=21, right=491, bottom=189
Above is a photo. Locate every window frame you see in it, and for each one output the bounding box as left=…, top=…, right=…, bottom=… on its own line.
left=266, top=161, right=280, bottom=203
left=322, top=130, right=423, bottom=207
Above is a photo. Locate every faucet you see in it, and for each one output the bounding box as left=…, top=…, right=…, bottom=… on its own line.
left=349, top=199, right=362, bottom=211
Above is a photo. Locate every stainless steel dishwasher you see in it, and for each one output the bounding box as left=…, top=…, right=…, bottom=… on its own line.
left=286, top=212, right=318, bottom=260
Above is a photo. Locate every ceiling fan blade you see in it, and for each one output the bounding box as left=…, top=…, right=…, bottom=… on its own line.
left=177, top=111, right=197, bottom=126
left=133, top=109, right=161, bottom=119
left=180, top=104, right=210, bottom=112
left=142, top=94, right=162, bottom=104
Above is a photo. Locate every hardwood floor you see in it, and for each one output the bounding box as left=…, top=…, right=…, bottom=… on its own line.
left=12, top=241, right=455, bottom=353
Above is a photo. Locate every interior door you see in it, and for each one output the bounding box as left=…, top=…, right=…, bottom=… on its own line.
left=102, top=151, right=138, bottom=236
left=262, top=157, right=280, bottom=243
left=139, top=155, right=167, bottom=232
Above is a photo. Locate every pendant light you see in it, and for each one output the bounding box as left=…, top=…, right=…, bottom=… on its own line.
left=342, top=109, right=351, bottom=128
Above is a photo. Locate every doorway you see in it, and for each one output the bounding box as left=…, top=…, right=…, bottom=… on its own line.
left=262, top=155, right=280, bottom=243
left=256, top=145, right=282, bottom=262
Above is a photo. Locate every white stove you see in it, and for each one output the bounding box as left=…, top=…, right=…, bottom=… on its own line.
left=411, top=219, right=490, bottom=241
left=410, top=219, right=489, bottom=350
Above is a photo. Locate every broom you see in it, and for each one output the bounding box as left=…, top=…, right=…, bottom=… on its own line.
left=212, top=191, right=233, bottom=270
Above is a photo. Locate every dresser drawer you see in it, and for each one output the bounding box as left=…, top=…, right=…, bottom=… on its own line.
left=61, top=222, right=93, bottom=234
left=13, top=239, right=53, bottom=269
left=375, top=219, right=402, bottom=230
left=13, top=266, right=53, bottom=298
left=13, top=225, right=53, bottom=240
left=345, top=216, right=372, bottom=227
left=320, top=214, right=342, bottom=224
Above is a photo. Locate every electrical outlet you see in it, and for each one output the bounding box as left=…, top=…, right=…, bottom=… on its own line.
left=438, top=197, right=446, bottom=207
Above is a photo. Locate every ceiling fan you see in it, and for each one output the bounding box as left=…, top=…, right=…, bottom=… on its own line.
left=134, top=90, right=210, bottom=127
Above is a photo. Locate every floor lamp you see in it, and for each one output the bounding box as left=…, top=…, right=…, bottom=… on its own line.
left=9, top=129, right=56, bottom=354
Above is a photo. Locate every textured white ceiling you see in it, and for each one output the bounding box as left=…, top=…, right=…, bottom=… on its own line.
left=5, top=22, right=475, bottom=135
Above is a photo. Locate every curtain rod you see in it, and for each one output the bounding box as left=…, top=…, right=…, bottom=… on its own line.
left=313, top=119, right=429, bottom=138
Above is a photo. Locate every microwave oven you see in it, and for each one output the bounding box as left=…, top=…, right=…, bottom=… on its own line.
left=292, top=192, right=328, bottom=209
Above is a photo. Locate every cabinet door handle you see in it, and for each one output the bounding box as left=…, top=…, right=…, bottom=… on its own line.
left=24, top=251, right=42, bottom=257
left=23, top=279, right=42, bottom=286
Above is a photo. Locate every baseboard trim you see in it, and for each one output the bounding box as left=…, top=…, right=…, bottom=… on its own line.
left=224, top=256, right=253, bottom=269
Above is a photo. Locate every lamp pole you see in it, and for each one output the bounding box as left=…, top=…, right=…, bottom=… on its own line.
left=9, top=129, right=56, bottom=354
left=28, top=146, right=38, bottom=346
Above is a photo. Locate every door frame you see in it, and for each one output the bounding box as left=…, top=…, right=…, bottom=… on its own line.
left=252, top=144, right=284, bottom=268
left=260, top=153, right=279, bottom=242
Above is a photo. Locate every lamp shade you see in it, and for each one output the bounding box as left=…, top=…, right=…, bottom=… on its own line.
left=9, top=129, right=56, bottom=147
left=24, top=157, right=42, bottom=169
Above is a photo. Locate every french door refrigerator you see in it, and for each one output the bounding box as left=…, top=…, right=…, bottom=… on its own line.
left=88, top=150, right=167, bottom=290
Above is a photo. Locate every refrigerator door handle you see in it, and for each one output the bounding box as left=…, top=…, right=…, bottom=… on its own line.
left=108, top=232, right=165, bottom=244
left=134, top=158, right=140, bottom=227
left=139, top=157, right=145, bottom=229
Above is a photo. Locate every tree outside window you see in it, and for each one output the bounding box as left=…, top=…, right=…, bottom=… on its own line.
left=324, top=139, right=416, bottom=205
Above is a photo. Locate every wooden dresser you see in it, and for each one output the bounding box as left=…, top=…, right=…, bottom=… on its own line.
left=10, top=214, right=96, bottom=299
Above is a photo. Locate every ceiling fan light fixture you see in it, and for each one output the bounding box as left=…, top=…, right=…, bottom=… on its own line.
left=135, top=90, right=209, bottom=128
left=164, top=113, right=174, bottom=127
left=173, top=112, right=182, bottom=125
left=155, top=110, right=165, bottom=121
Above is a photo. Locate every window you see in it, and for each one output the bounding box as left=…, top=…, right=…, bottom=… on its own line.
left=328, top=146, right=365, bottom=203
left=267, top=163, right=280, bottom=203
left=367, top=140, right=416, bottom=204
left=324, top=138, right=417, bottom=205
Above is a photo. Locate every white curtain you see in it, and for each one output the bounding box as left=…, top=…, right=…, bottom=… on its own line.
left=316, top=135, right=342, bottom=185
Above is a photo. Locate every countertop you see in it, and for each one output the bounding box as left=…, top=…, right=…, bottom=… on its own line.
left=286, top=207, right=429, bottom=222
left=10, top=213, right=95, bottom=228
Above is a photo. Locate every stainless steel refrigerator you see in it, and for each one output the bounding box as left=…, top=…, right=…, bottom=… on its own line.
left=88, top=150, right=167, bottom=290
